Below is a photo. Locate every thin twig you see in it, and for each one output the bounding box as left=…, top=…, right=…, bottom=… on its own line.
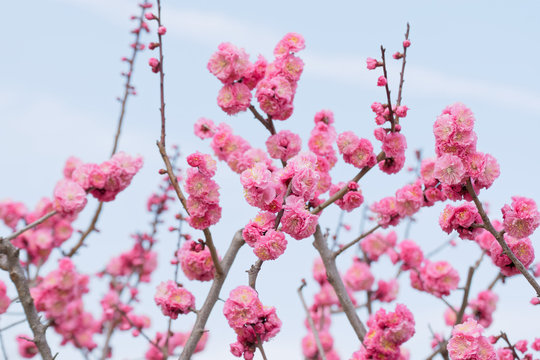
left=4, top=211, right=57, bottom=242
left=395, top=23, right=410, bottom=109
left=0, top=318, right=26, bottom=332
left=380, top=47, right=396, bottom=131
left=333, top=224, right=381, bottom=258
left=311, top=152, right=385, bottom=215
left=298, top=281, right=327, bottom=360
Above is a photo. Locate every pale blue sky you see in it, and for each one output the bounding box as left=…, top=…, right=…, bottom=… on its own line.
left=1, top=1, right=540, bottom=359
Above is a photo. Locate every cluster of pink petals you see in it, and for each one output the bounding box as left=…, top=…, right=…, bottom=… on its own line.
left=31, top=258, right=98, bottom=350
left=178, top=240, right=217, bottom=281
left=344, top=258, right=374, bottom=291
left=266, top=130, right=302, bottom=162
left=410, top=260, right=460, bottom=298
left=10, top=197, right=76, bottom=265
left=373, top=278, right=400, bottom=303
left=330, top=181, right=364, bottom=212
left=361, top=231, right=397, bottom=261
left=0, top=199, right=27, bottom=230
left=439, top=202, right=483, bottom=240
left=17, top=336, right=38, bottom=358
left=501, top=196, right=540, bottom=239
left=0, top=281, right=10, bottom=314
left=358, top=304, right=415, bottom=360
left=53, top=178, right=87, bottom=215
left=241, top=162, right=284, bottom=212
left=242, top=212, right=287, bottom=261
left=432, top=104, right=500, bottom=200
left=302, top=331, right=340, bottom=360
left=337, top=131, right=377, bottom=170
left=145, top=331, right=208, bottom=360
left=154, top=280, right=195, bottom=319
left=375, top=128, right=407, bottom=175
left=398, top=240, right=424, bottom=270
left=447, top=319, right=495, bottom=360
left=395, top=182, right=423, bottom=217
left=193, top=117, right=217, bottom=139
left=371, top=196, right=401, bottom=228
left=105, top=241, right=157, bottom=283
left=224, top=286, right=281, bottom=360
left=489, top=234, right=534, bottom=276
left=281, top=195, right=319, bottom=240
left=184, top=152, right=222, bottom=229
left=468, top=290, right=498, bottom=328
left=68, top=152, right=143, bottom=202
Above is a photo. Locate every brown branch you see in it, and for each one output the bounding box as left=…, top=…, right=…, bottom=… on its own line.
left=488, top=273, right=503, bottom=290
left=311, top=152, right=385, bottom=215
left=5, top=211, right=57, bottom=242
left=455, top=266, right=474, bottom=324
left=0, top=238, right=53, bottom=360
left=66, top=203, right=103, bottom=257
left=395, top=23, right=410, bottom=109
left=499, top=332, right=521, bottom=360
left=248, top=259, right=264, bottom=290
left=249, top=105, right=272, bottom=133
left=333, top=223, right=381, bottom=258
left=465, top=178, right=540, bottom=297
left=298, top=281, right=327, bottom=360
left=312, top=225, right=367, bottom=342
left=179, top=230, right=245, bottom=360
left=380, top=47, right=396, bottom=131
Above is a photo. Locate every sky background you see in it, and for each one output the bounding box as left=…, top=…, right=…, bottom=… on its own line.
left=1, top=0, right=540, bottom=359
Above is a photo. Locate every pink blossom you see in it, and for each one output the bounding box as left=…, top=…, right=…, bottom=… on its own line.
left=274, top=32, right=305, bottom=57
left=157, top=25, right=166, bottom=35
left=154, top=281, right=195, bottom=319
left=366, top=57, right=379, bottom=70
left=281, top=195, right=319, bottom=240
left=217, top=82, right=252, bottom=115
left=178, top=240, right=217, bottom=281
left=398, top=240, right=424, bottom=270
left=265, top=130, right=302, bottom=161
left=253, top=229, right=287, bottom=261
left=395, top=105, right=408, bottom=118
left=447, top=319, right=495, bottom=360
left=361, top=231, right=397, bottom=261
left=377, top=76, right=387, bottom=86
left=412, top=260, right=460, bottom=298
left=53, top=179, right=87, bottom=215
left=0, top=281, right=10, bottom=314
left=344, top=259, right=374, bottom=291
left=207, top=42, right=250, bottom=84
left=403, top=40, right=411, bottom=48
left=434, top=154, right=466, bottom=186
left=256, top=75, right=295, bottom=120
left=243, top=55, right=267, bottom=90
left=17, top=336, right=38, bottom=358
left=194, top=117, right=217, bottom=139
left=223, top=286, right=263, bottom=329
left=382, top=132, right=407, bottom=159
left=489, top=235, right=534, bottom=276
left=395, top=182, right=423, bottom=217
left=0, top=199, right=27, bottom=230
left=501, top=196, right=540, bottom=239
left=312, top=257, right=327, bottom=285
left=371, top=196, right=401, bottom=228
left=302, top=331, right=334, bottom=358
left=373, top=279, right=399, bottom=303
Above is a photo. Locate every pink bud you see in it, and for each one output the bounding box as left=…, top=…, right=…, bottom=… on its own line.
left=377, top=76, right=387, bottom=87
left=144, top=12, right=155, bottom=20
left=148, top=57, right=159, bottom=67
left=158, top=26, right=167, bottom=35
left=393, top=52, right=403, bottom=59
left=403, top=39, right=411, bottom=48
left=531, top=297, right=540, bottom=305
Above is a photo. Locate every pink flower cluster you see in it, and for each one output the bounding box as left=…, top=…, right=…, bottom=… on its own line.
left=255, top=33, right=305, bottom=120
left=224, top=286, right=281, bottom=360
left=447, top=319, right=495, bottom=360
left=302, top=331, right=339, bottom=360
left=337, top=131, right=377, bottom=170
left=361, top=231, right=397, bottom=261
left=308, top=110, right=338, bottom=192
left=0, top=199, right=27, bottom=230
left=68, top=152, right=143, bottom=202
left=243, top=211, right=287, bottom=260
left=344, top=258, right=374, bottom=292
left=375, top=127, right=408, bottom=174
left=31, top=258, right=99, bottom=350
left=194, top=117, right=217, bottom=139
left=17, top=336, right=38, bottom=358
left=501, top=196, right=540, bottom=239
left=432, top=103, right=500, bottom=199
left=329, top=181, right=364, bottom=212
left=410, top=260, right=460, bottom=298
left=154, top=280, right=195, bottom=319
left=266, top=130, right=302, bottom=162
left=489, top=234, right=534, bottom=277
left=207, top=32, right=305, bottom=119
left=105, top=241, right=158, bottom=283
left=468, top=290, right=498, bottom=328
left=439, top=202, right=483, bottom=240
left=185, top=152, right=222, bottom=229
left=353, top=304, right=415, bottom=360
left=178, top=239, right=217, bottom=281
left=145, top=331, right=208, bottom=360
left=0, top=280, right=10, bottom=314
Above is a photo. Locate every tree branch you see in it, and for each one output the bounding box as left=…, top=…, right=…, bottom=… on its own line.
left=298, top=280, right=327, bottom=360
left=179, top=230, right=245, bottom=360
